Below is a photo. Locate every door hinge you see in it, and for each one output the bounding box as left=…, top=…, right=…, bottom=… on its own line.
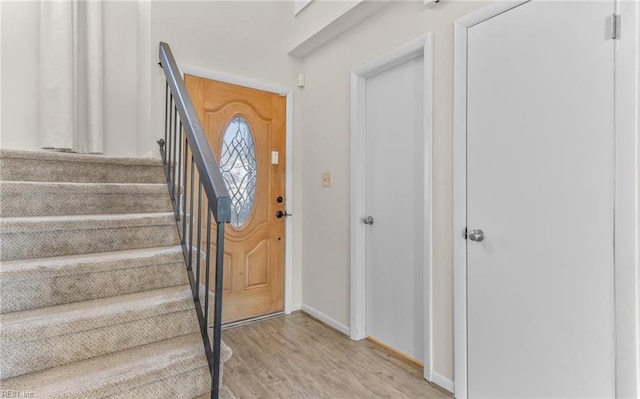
left=610, top=14, right=620, bottom=40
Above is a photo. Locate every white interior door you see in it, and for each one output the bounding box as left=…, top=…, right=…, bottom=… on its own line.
left=364, top=55, right=425, bottom=363
left=466, top=1, right=615, bottom=397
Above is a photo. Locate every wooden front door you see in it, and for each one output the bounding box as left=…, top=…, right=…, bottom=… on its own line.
left=186, top=75, right=286, bottom=323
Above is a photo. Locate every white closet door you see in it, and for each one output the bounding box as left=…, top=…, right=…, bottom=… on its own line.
left=466, top=1, right=615, bottom=397
left=365, top=55, right=425, bottom=362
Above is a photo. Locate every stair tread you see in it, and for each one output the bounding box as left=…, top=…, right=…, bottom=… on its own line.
left=0, top=212, right=176, bottom=232
left=0, top=149, right=163, bottom=166
left=0, top=180, right=168, bottom=193
left=0, top=245, right=184, bottom=278
left=0, top=150, right=166, bottom=184
left=0, top=333, right=209, bottom=398
left=0, top=285, right=194, bottom=342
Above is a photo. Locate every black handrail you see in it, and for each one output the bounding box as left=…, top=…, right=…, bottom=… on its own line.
left=157, top=41, right=231, bottom=399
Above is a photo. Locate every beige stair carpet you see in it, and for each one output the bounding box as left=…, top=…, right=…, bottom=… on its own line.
left=0, top=246, right=188, bottom=313
left=0, top=149, right=234, bottom=399
left=0, top=181, right=172, bottom=217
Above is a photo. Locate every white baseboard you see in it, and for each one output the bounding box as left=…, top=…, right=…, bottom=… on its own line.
left=301, top=304, right=451, bottom=392
left=287, top=303, right=302, bottom=313
left=301, top=304, right=350, bottom=336
left=431, top=371, right=454, bottom=394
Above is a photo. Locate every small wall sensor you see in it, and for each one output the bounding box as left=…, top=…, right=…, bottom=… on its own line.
left=425, top=0, right=441, bottom=9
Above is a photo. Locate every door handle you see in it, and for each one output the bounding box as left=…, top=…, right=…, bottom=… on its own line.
left=468, top=229, right=485, bottom=242
left=362, top=216, right=374, bottom=225
left=276, top=210, right=292, bottom=219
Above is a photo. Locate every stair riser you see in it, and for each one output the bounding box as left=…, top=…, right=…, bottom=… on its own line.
left=0, top=225, right=179, bottom=261
left=1, top=310, right=198, bottom=379
left=1, top=262, right=188, bottom=313
left=0, top=158, right=166, bottom=184
left=0, top=333, right=231, bottom=399
left=111, top=367, right=211, bottom=399
left=0, top=191, right=173, bottom=217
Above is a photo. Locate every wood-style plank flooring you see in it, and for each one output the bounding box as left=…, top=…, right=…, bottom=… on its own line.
left=221, top=312, right=452, bottom=398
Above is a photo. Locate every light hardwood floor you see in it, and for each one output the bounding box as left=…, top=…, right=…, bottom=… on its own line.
left=221, top=312, right=452, bottom=398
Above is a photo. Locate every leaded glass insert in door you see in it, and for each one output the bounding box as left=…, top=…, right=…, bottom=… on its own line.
left=220, top=116, right=257, bottom=228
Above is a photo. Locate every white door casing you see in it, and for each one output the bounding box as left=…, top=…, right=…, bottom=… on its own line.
left=350, top=33, right=434, bottom=381
left=453, top=1, right=639, bottom=398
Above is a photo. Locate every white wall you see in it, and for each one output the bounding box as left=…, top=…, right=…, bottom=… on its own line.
left=0, top=0, right=141, bottom=156
left=296, top=0, right=488, bottom=382
left=285, top=0, right=359, bottom=51
left=1, top=0, right=40, bottom=151
left=150, top=0, right=304, bottom=311
left=102, top=1, right=140, bottom=157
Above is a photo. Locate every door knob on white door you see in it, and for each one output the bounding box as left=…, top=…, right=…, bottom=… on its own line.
left=468, top=229, right=485, bottom=242
left=362, top=216, right=374, bottom=225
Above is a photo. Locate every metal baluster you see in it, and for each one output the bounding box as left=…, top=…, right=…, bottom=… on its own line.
left=188, top=156, right=195, bottom=272
left=169, top=105, right=174, bottom=196
left=171, top=105, right=178, bottom=200
left=169, top=105, right=176, bottom=198
left=212, top=222, right=225, bottom=399
left=163, top=82, right=168, bottom=163
left=182, top=143, right=188, bottom=243
left=167, top=94, right=174, bottom=180
left=204, top=207, right=213, bottom=397
left=196, top=181, right=203, bottom=304
left=204, top=207, right=212, bottom=335
left=176, top=121, right=183, bottom=221
left=203, top=210, right=215, bottom=399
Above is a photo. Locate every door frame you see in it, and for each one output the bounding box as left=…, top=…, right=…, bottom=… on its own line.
left=452, top=1, right=639, bottom=398
left=178, top=64, right=296, bottom=316
left=349, top=33, right=435, bottom=381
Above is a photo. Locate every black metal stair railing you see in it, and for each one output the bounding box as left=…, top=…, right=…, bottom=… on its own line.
left=157, top=41, right=231, bottom=399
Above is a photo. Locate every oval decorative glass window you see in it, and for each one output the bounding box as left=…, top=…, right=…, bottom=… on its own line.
left=220, top=116, right=257, bottom=228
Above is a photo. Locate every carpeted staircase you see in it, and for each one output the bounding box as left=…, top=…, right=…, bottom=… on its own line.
left=0, top=149, right=234, bottom=399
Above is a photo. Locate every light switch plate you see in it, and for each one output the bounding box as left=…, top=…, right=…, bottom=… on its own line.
left=271, top=151, right=279, bottom=165
left=321, top=172, right=331, bottom=187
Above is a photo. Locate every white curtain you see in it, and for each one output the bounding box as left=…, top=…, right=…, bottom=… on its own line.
left=40, top=0, right=103, bottom=154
